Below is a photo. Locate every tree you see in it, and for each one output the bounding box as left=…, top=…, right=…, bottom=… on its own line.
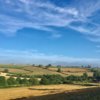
left=16, top=77, right=27, bottom=85
left=38, top=64, right=43, bottom=67
left=40, top=75, right=63, bottom=85
left=57, top=65, right=61, bottom=68
left=82, top=72, right=88, bottom=80
left=57, top=65, right=62, bottom=72
left=7, top=77, right=17, bottom=85
left=85, top=65, right=91, bottom=68
left=40, top=77, right=50, bottom=85
left=57, top=67, right=61, bottom=72
left=67, top=75, right=76, bottom=81
left=63, top=77, right=73, bottom=84
left=32, top=64, right=35, bottom=67
left=3, top=69, right=9, bottom=73
left=66, top=75, right=83, bottom=82
left=29, top=78, right=39, bottom=85
left=93, top=71, right=100, bottom=81
left=22, top=78, right=29, bottom=85
left=45, top=64, right=52, bottom=69
left=81, top=65, right=84, bottom=68
left=0, top=76, right=7, bottom=86
left=16, top=77, right=22, bottom=84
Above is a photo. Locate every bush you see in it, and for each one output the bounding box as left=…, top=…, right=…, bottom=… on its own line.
left=29, top=78, right=39, bottom=85
left=7, top=77, right=17, bottom=85
left=0, top=76, right=7, bottom=86
left=82, top=72, right=88, bottom=80
left=40, top=75, right=63, bottom=85
left=3, top=69, right=9, bottom=73
left=16, top=77, right=22, bottom=84
left=40, top=77, right=50, bottom=85
left=65, top=74, right=89, bottom=83
left=93, top=71, right=100, bottom=81
left=57, top=67, right=61, bottom=72
left=63, top=78, right=73, bottom=84
left=22, top=78, right=29, bottom=85
left=45, top=64, right=52, bottom=69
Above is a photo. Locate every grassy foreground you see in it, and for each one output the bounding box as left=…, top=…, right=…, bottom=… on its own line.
left=12, top=87, right=100, bottom=100
left=0, top=84, right=93, bottom=100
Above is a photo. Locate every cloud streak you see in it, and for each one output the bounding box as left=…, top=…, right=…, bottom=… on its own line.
left=0, top=0, right=99, bottom=39
left=0, top=48, right=100, bottom=66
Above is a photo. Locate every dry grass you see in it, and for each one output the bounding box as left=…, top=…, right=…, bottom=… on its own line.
left=23, top=66, right=93, bottom=76
left=0, top=66, right=93, bottom=76
left=49, top=67, right=88, bottom=72
left=62, top=71, right=93, bottom=76
left=8, top=68, right=29, bottom=74
left=0, top=68, right=29, bottom=74
left=23, top=66, right=64, bottom=76
left=0, top=85, right=91, bottom=100
left=49, top=67, right=93, bottom=76
left=0, top=68, right=7, bottom=71
left=13, top=87, right=100, bottom=100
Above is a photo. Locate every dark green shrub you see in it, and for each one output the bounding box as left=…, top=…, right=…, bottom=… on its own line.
left=40, top=77, right=50, bottom=85
left=16, top=77, right=24, bottom=84
left=40, top=75, right=63, bottom=85
left=82, top=72, right=88, bottom=80
left=0, top=76, right=7, bottom=86
left=29, top=78, right=39, bottom=85
left=57, top=67, right=61, bottom=72
left=7, top=77, right=17, bottom=85
left=93, top=71, right=100, bottom=81
left=3, top=69, right=9, bottom=73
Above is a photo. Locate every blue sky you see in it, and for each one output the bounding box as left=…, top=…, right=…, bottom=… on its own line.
left=0, top=0, right=100, bottom=66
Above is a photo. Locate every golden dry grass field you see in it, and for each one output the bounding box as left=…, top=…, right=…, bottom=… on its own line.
left=0, top=65, right=93, bottom=77
left=22, top=66, right=93, bottom=76
left=48, top=67, right=93, bottom=76
left=0, top=85, right=91, bottom=100
left=22, top=66, right=64, bottom=76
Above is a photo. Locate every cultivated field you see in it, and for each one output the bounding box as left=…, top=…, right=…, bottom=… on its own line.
left=49, top=67, right=93, bottom=76
left=0, top=65, right=93, bottom=77
left=0, top=84, right=92, bottom=100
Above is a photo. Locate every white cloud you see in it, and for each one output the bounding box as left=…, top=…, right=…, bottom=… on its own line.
left=0, top=48, right=100, bottom=66
left=0, top=0, right=80, bottom=35
left=0, top=0, right=100, bottom=40
left=87, top=37, right=100, bottom=43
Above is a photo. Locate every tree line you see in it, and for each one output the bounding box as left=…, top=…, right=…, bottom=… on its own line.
left=0, top=76, right=39, bottom=87
left=0, top=70, right=100, bottom=88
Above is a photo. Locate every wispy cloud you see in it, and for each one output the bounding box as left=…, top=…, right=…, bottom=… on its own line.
left=0, top=48, right=100, bottom=66
left=0, top=0, right=76, bottom=35
left=0, top=0, right=100, bottom=40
